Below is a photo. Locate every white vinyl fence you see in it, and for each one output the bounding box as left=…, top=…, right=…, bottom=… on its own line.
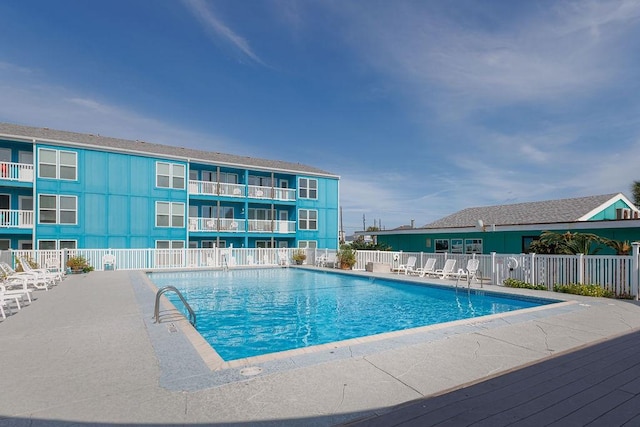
left=4, top=243, right=640, bottom=298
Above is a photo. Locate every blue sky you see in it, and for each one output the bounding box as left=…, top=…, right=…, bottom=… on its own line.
left=1, top=0, right=639, bottom=235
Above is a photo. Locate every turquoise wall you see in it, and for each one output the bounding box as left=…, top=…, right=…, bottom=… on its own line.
left=35, top=145, right=187, bottom=248
left=378, top=226, right=640, bottom=255
left=296, top=176, right=339, bottom=249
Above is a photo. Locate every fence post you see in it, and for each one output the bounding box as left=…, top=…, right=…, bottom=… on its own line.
left=530, top=253, right=536, bottom=285
left=578, top=253, right=584, bottom=284
left=633, top=242, right=640, bottom=301
left=491, top=252, right=496, bottom=285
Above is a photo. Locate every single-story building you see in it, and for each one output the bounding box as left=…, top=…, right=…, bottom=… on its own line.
left=368, top=193, right=640, bottom=255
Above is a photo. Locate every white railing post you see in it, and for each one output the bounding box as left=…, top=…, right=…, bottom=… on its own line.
left=490, top=252, right=496, bottom=285
left=530, top=253, right=536, bottom=285
left=633, top=242, right=640, bottom=300
left=578, top=253, right=584, bottom=284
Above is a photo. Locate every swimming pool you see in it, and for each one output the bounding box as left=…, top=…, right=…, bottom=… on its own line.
left=148, top=269, right=555, bottom=361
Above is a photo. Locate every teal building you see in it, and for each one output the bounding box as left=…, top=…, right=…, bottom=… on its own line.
left=0, top=123, right=339, bottom=250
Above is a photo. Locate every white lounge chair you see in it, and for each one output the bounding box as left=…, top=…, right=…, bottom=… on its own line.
left=1, top=277, right=32, bottom=303
left=433, top=259, right=457, bottom=279
left=19, top=257, right=63, bottom=283
left=455, top=259, right=480, bottom=287
left=0, top=287, right=23, bottom=319
left=415, top=258, right=437, bottom=277
left=0, top=262, right=52, bottom=291
left=394, top=256, right=417, bottom=275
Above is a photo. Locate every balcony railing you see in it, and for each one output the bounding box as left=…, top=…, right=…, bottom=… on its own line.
left=188, top=217, right=296, bottom=234
left=0, top=162, right=34, bottom=183
left=0, top=210, right=34, bottom=228
left=188, top=217, right=245, bottom=233
left=189, top=180, right=297, bottom=202
left=188, top=180, right=245, bottom=198
left=248, top=219, right=296, bottom=233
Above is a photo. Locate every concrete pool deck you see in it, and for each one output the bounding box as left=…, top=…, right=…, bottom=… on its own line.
left=2, top=268, right=640, bottom=425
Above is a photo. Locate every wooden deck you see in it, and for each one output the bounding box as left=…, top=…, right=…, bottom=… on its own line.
left=346, top=329, right=640, bottom=426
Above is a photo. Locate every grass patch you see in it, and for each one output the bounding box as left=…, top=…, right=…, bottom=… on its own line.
left=553, top=283, right=615, bottom=298
left=503, top=278, right=547, bottom=291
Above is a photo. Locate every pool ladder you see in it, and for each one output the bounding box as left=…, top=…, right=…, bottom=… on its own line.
left=153, top=286, right=196, bottom=327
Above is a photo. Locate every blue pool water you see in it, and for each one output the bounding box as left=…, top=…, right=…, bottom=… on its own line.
left=148, top=269, right=554, bottom=361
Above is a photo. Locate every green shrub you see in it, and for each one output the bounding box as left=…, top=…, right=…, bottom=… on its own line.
left=503, top=278, right=547, bottom=290
left=552, top=283, right=614, bottom=298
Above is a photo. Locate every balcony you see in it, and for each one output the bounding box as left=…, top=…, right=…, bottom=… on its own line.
left=0, top=162, right=34, bottom=183
left=188, top=217, right=296, bottom=234
left=188, top=217, right=245, bottom=233
left=0, top=209, right=34, bottom=228
left=248, top=219, right=296, bottom=233
left=188, top=180, right=245, bottom=198
left=189, top=180, right=296, bottom=201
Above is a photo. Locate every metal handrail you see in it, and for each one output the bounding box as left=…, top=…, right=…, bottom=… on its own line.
left=153, top=286, right=196, bottom=326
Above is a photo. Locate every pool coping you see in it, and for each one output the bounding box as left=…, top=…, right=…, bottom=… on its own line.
left=137, top=267, right=584, bottom=388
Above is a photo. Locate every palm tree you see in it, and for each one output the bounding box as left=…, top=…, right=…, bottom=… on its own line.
left=632, top=181, right=640, bottom=207
left=603, top=239, right=631, bottom=255
left=529, top=231, right=605, bottom=255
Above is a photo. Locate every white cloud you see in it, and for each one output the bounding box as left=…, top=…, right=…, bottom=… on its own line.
left=0, top=62, right=244, bottom=153
left=181, top=0, right=265, bottom=66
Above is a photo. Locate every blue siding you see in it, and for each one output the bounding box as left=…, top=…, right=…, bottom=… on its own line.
left=0, top=133, right=339, bottom=250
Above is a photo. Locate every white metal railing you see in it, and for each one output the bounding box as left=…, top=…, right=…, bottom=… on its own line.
left=188, top=217, right=245, bottom=232
left=247, top=185, right=271, bottom=199
left=273, top=187, right=296, bottom=201
left=8, top=246, right=640, bottom=298
left=189, top=180, right=295, bottom=201
left=0, top=209, right=34, bottom=228
left=0, top=162, right=34, bottom=182
left=248, top=219, right=295, bottom=233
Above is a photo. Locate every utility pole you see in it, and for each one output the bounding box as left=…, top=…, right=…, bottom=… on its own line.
left=363, top=214, right=366, bottom=231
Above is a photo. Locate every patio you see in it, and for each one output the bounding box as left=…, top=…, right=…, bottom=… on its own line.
left=2, top=269, right=640, bottom=426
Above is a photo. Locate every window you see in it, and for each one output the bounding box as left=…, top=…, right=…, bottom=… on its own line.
left=435, top=239, right=449, bottom=253
left=202, top=240, right=217, bottom=248
left=249, top=175, right=272, bottom=186
left=155, top=202, right=185, bottom=228
left=298, top=240, right=317, bottom=249
left=451, top=238, right=463, bottom=254
left=156, top=162, right=185, bottom=189
left=39, top=195, right=77, bottom=224
left=219, top=172, right=238, bottom=184
left=37, top=240, right=76, bottom=250
left=465, top=239, right=483, bottom=254
left=299, top=209, right=318, bottom=230
left=256, top=240, right=276, bottom=248
left=299, top=178, right=317, bottom=199
left=0, top=239, right=10, bottom=250
left=156, top=240, right=185, bottom=249
left=522, top=236, right=538, bottom=253
left=249, top=208, right=272, bottom=220
left=38, top=148, right=77, bottom=180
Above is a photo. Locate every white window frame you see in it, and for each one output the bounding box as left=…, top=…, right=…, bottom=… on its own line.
left=38, top=194, right=77, bottom=225
left=435, top=239, right=449, bottom=253
left=156, top=162, right=186, bottom=189
left=298, top=178, right=318, bottom=199
left=298, top=209, right=318, bottom=230
left=155, top=240, right=185, bottom=249
left=37, top=239, right=77, bottom=250
left=465, top=239, right=483, bottom=254
left=38, top=148, right=77, bottom=180
left=298, top=240, right=317, bottom=249
left=155, top=201, right=185, bottom=228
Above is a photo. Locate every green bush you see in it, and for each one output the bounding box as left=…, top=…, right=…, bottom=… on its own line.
left=553, top=283, right=614, bottom=298
left=503, top=278, right=547, bottom=290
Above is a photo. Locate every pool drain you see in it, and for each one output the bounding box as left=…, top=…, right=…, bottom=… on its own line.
left=240, top=366, right=263, bottom=376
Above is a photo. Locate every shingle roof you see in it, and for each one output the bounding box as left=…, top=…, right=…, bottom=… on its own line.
left=0, top=122, right=337, bottom=177
left=424, top=193, right=622, bottom=228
